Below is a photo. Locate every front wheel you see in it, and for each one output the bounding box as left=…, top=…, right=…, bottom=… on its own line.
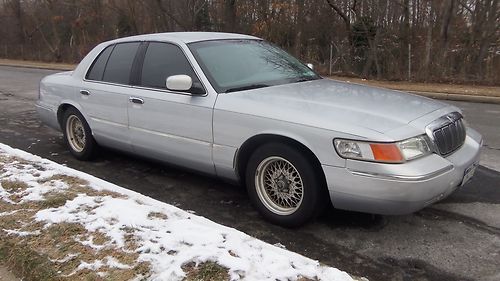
left=62, top=107, right=97, bottom=160
left=246, top=143, right=326, bottom=227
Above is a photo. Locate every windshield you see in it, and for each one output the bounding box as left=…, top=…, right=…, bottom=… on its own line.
left=188, top=39, right=321, bottom=93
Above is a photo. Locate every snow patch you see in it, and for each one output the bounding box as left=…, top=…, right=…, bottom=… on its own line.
left=0, top=143, right=356, bottom=281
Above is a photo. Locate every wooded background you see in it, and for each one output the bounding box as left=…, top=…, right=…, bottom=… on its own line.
left=0, top=0, right=498, bottom=84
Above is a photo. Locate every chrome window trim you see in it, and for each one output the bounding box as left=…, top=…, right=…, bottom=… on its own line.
left=82, top=79, right=208, bottom=97
left=83, top=40, right=210, bottom=97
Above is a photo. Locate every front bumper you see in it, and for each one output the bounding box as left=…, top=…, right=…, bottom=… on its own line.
left=324, top=128, right=483, bottom=215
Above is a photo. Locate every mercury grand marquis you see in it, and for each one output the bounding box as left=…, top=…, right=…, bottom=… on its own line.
left=36, top=32, right=483, bottom=226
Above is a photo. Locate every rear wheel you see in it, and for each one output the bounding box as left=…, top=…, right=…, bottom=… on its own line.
left=62, top=107, right=96, bottom=160
left=246, top=143, right=326, bottom=227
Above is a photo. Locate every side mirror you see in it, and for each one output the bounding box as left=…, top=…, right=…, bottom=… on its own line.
left=306, top=63, right=314, bottom=70
left=166, top=75, right=193, bottom=91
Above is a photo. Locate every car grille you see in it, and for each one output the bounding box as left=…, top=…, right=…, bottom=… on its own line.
left=432, top=117, right=466, bottom=155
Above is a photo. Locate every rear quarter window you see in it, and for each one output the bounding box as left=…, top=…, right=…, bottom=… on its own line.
left=86, top=45, right=113, bottom=81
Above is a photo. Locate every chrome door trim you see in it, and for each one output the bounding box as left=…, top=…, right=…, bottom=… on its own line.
left=129, top=126, right=212, bottom=147
left=90, top=117, right=128, bottom=128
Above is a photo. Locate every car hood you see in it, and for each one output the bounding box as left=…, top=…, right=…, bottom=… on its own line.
left=215, top=78, right=448, bottom=137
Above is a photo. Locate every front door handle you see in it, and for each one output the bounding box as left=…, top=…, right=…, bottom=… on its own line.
left=129, top=97, right=144, bottom=104
left=80, top=90, right=90, bottom=96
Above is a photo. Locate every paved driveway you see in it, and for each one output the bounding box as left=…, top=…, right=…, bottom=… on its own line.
left=0, top=65, right=499, bottom=281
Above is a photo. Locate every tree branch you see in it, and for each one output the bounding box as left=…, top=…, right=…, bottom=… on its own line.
left=325, top=0, right=350, bottom=26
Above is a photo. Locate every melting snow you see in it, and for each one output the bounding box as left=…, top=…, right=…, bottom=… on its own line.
left=0, top=143, right=355, bottom=281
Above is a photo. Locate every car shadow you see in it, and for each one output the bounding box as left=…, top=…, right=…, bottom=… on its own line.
left=317, top=206, right=387, bottom=231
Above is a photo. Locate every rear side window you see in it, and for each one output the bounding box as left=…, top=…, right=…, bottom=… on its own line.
left=141, top=42, right=199, bottom=89
left=86, top=45, right=113, bottom=81
left=102, top=42, right=140, bottom=85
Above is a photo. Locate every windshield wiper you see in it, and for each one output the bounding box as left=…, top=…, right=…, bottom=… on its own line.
left=225, top=84, right=270, bottom=93
left=293, top=75, right=320, bottom=83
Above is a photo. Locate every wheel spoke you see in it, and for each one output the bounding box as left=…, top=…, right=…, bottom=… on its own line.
left=255, top=156, right=304, bottom=216
left=66, top=115, right=86, bottom=153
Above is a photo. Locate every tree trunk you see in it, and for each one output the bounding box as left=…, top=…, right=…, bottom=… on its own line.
left=224, top=0, right=237, bottom=32
left=294, top=0, right=305, bottom=58
left=325, top=0, right=354, bottom=71
left=438, top=0, right=455, bottom=75
left=422, top=2, right=433, bottom=79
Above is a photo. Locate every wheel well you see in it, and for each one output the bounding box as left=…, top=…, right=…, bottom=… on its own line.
left=236, top=134, right=328, bottom=192
left=56, top=104, right=76, bottom=129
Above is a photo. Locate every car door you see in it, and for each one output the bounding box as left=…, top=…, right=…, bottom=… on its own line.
left=128, top=41, right=216, bottom=174
left=79, top=42, right=141, bottom=151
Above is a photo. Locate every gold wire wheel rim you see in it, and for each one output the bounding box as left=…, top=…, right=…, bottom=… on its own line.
left=66, top=115, right=86, bottom=153
left=255, top=156, right=304, bottom=216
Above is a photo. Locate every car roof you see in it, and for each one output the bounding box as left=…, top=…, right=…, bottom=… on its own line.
left=110, top=32, right=261, bottom=44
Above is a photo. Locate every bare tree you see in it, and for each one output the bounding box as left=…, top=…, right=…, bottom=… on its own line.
left=0, top=0, right=497, bottom=84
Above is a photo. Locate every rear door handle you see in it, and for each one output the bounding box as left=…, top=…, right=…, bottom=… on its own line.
left=129, top=97, right=144, bottom=104
left=80, top=90, right=90, bottom=96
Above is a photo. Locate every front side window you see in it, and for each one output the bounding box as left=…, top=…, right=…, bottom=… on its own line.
left=188, top=40, right=320, bottom=93
left=102, top=42, right=140, bottom=85
left=141, top=42, right=199, bottom=89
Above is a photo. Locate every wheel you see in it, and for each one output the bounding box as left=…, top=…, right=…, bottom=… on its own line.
left=62, top=107, right=97, bottom=160
left=246, top=142, right=326, bottom=227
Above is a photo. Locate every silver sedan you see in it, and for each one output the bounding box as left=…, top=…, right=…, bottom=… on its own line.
left=36, top=32, right=482, bottom=226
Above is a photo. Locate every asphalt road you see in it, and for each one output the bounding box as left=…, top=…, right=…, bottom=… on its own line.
left=0, top=65, right=499, bottom=281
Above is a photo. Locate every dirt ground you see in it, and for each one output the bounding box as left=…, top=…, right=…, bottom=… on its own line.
left=0, top=265, right=18, bottom=281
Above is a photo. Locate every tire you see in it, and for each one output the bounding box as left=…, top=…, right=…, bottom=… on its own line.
left=62, top=107, right=97, bottom=160
left=245, top=142, right=326, bottom=227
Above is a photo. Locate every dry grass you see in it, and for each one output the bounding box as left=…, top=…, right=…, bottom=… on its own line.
left=0, top=154, right=152, bottom=280
left=1, top=154, right=241, bottom=281
left=147, top=211, right=168, bottom=220
left=183, top=261, right=230, bottom=281
left=38, top=192, right=77, bottom=209
left=0, top=59, right=75, bottom=71
left=1, top=180, right=28, bottom=192
left=0, top=238, right=59, bottom=281
left=39, top=174, right=88, bottom=187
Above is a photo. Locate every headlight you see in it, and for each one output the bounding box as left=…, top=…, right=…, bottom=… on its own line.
left=334, top=135, right=432, bottom=163
left=397, top=135, right=432, bottom=160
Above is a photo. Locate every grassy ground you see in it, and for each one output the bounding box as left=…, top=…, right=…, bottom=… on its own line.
left=1, top=152, right=349, bottom=281
left=0, top=59, right=75, bottom=71
left=0, top=154, right=233, bottom=281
